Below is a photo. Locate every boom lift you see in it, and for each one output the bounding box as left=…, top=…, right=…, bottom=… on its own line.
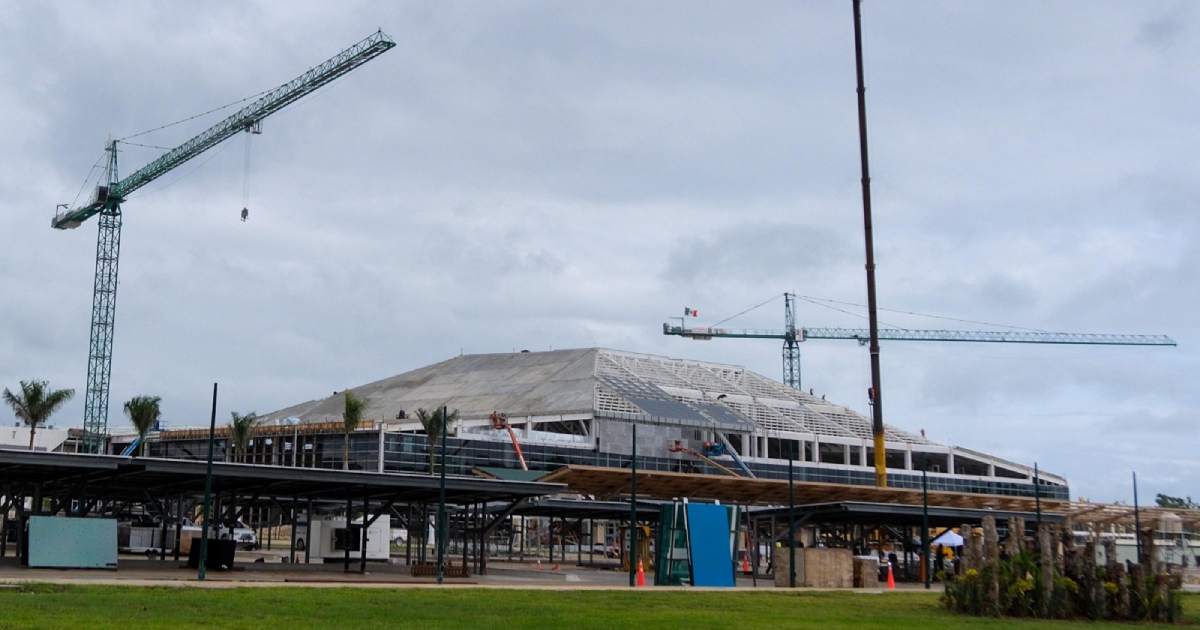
left=489, top=411, right=529, bottom=471
left=53, top=31, right=396, bottom=451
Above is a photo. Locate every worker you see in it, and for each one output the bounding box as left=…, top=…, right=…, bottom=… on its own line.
left=241, top=207, right=249, bottom=222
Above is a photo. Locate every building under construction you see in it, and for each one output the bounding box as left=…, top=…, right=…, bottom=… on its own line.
left=131, top=348, right=1068, bottom=500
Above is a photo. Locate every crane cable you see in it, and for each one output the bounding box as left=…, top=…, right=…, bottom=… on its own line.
left=796, top=294, right=1048, bottom=332
left=711, top=294, right=781, bottom=327
left=65, top=149, right=110, bottom=210
left=116, top=87, right=273, bottom=142
left=794, top=294, right=907, bottom=329
left=241, top=130, right=252, bottom=219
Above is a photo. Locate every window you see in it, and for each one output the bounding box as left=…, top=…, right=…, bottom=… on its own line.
left=954, top=456, right=989, bottom=476
left=818, top=442, right=846, bottom=465
left=767, top=437, right=801, bottom=460
left=912, top=452, right=947, bottom=473
left=333, top=526, right=362, bottom=552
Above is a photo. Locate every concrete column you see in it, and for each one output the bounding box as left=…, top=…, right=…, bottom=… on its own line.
left=377, top=425, right=385, bottom=472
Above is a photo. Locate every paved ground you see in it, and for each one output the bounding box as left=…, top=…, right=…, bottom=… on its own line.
left=0, top=555, right=948, bottom=591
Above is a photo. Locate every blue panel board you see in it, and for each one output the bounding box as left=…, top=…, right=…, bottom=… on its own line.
left=28, top=516, right=118, bottom=569
left=685, top=503, right=734, bottom=587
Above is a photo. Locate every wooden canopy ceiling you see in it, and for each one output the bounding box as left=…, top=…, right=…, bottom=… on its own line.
left=537, top=465, right=1068, bottom=513
left=1062, top=501, right=1200, bottom=528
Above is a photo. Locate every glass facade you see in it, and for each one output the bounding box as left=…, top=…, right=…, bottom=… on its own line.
left=149, top=430, right=1069, bottom=501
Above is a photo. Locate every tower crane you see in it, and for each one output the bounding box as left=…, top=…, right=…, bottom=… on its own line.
left=53, top=31, right=396, bottom=452
left=664, top=292, right=1176, bottom=490
left=664, top=293, right=1177, bottom=390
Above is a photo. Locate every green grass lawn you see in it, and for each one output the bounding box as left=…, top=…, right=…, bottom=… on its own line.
left=0, top=585, right=1195, bottom=629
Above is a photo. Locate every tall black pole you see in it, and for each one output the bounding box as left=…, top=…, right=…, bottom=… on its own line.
left=852, top=0, right=886, bottom=488
left=788, top=447, right=796, bottom=588
left=197, top=382, right=217, bottom=581
left=921, top=467, right=930, bottom=589
left=436, top=405, right=448, bottom=584
left=1132, top=470, right=1142, bottom=564
left=1033, top=462, right=1042, bottom=529
left=629, top=420, right=638, bottom=587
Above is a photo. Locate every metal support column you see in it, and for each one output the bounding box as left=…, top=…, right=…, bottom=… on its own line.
left=360, top=493, right=368, bottom=574
left=304, top=497, right=313, bottom=565
left=173, top=495, right=183, bottom=561
left=289, top=497, right=298, bottom=564
left=343, top=494, right=352, bottom=573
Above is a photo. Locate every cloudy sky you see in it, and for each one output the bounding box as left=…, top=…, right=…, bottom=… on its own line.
left=1, top=1, right=1195, bottom=502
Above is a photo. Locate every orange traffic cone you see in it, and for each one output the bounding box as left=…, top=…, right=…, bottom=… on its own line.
left=636, top=559, right=646, bottom=587
left=742, top=556, right=751, bottom=574
left=886, top=561, right=896, bottom=590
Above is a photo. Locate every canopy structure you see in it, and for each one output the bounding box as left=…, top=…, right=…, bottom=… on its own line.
left=1061, top=500, right=1200, bottom=528
left=538, top=465, right=1067, bottom=513
left=0, top=449, right=562, bottom=506
left=750, top=502, right=1061, bottom=528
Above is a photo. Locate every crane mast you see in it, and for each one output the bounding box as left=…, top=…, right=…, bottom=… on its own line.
left=55, top=30, right=395, bottom=451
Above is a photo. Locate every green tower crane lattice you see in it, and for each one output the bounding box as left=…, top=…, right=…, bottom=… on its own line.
left=54, top=31, right=396, bottom=452
left=664, top=292, right=1177, bottom=391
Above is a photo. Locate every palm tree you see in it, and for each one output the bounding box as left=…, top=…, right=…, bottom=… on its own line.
left=342, top=391, right=365, bottom=470
left=229, top=411, right=258, bottom=463
left=2, top=380, right=75, bottom=450
left=416, top=407, right=459, bottom=475
left=123, top=395, right=162, bottom=456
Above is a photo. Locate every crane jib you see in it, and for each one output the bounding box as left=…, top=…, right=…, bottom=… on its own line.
left=52, top=30, right=395, bottom=230
left=662, top=323, right=1176, bottom=347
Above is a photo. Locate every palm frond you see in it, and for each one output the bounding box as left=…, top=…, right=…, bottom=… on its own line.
left=229, top=411, right=259, bottom=455
left=2, top=380, right=74, bottom=428
left=124, top=395, right=163, bottom=439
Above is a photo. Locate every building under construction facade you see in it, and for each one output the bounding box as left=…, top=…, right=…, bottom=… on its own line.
left=132, top=348, right=1068, bottom=499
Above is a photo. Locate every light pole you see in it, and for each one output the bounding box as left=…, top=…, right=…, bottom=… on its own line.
left=436, top=405, right=448, bottom=584
left=197, top=382, right=217, bottom=581
left=1132, top=470, right=1142, bottom=565
left=628, top=420, right=638, bottom=587
left=922, top=467, right=930, bottom=589
left=788, top=444, right=796, bottom=588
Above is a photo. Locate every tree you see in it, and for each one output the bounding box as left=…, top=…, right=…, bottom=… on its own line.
left=342, top=391, right=366, bottom=470
left=416, top=407, right=459, bottom=475
left=123, top=395, right=162, bottom=457
left=2, top=380, right=75, bottom=450
left=229, top=411, right=258, bottom=463
left=1155, top=494, right=1198, bottom=509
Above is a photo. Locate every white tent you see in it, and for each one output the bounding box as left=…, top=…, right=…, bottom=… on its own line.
left=931, top=529, right=964, bottom=547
